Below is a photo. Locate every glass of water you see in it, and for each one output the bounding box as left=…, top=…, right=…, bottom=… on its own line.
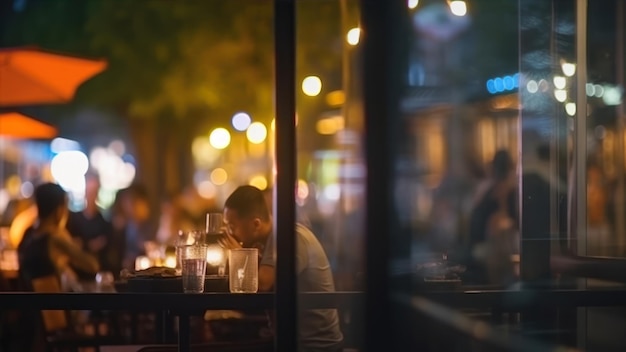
left=228, top=248, right=258, bottom=293
left=180, top=244, right=208, bottom=293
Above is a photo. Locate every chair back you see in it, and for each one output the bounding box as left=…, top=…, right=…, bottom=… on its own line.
left=31, top=275, right=68, bottom=332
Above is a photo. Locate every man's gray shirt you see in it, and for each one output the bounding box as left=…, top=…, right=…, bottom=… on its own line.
left=261, top=223, right=343, bottom=351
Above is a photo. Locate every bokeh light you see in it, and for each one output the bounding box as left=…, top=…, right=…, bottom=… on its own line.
left=561, top=62, right=576, bottom=77
left=302, top=76, right=322, bottom=97
left=206, top=245, right=224, bottom=266
left=408, top=0, right=419, bottom=9
left=51, top=151, right=90, bottom=201
left=50, top=137, right=80, bottom=153
left=209, top=128, right=231, bottom=149
left=316, top=116, right=345, bottom=135
left=232, top=112, right=252, bottom=131
left=553, top=76, right=566, bottom=89
left=20, top=181, right=34, bottom=198
left=197, top=180, right=217, bottom=199
left=346, top=28, right=361, bottom=46
left=246, top=122, right=267, bottom=144
left=449, top=0, right=467, bottom=16
left=192, top=137, right=220, bottom=166
left=526, top=80, right=538, bottom=93
left=554, top=89, right=567, bottom=102
left=51, top=151, right=89, bottom=182
left=326, top=90, right=346, bottom=107
left=210, top=168, right=228, bottom=185
left=90, top=146, right=136, bottom=194
left=249, top=175, right=268, bottom=190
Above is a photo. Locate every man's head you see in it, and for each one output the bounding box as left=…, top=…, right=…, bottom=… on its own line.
left=223, top=185, right=271, bottom=246
left=84, top=173, right=100, bottom=211
left=35, top=182, right=69, bottom=227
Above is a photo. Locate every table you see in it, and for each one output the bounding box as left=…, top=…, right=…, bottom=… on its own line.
left=0, top=291, right=364, bottom=352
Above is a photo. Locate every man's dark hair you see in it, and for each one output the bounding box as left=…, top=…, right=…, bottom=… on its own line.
left=225, top=185, right=270, bottom=221
left=34, top=183, right=67, bottom=220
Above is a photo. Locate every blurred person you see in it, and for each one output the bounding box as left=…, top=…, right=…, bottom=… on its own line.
left=177, top=185, right=220, bottom=230
left=522, top=143, right=567, bottom=286
left=17, top=183, right=100, bottom=288
left=106, top=188, right=131, bottom=277
left=221, top=185, right=343, bottom=352
left=155, top=186, right=219, bottom=246
left=66, top=174, right=114, bottom=274
left=116, top=183, right=157, bottom=270
left=467, top=149, right=518, bottom=285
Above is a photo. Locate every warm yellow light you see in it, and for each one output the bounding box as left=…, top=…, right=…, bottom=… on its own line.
left=164, top=256, right=177, bottom=268
left=302, top=76, right=322, bottom=97
left=326, top=90, right=346, bottom=107
left=408, top=0, right=419, bottom=9
left=206, top=245, right=224, bottom=266
left=270, top=118, right=275, bottom=131
left=135, top=256, right=151, bottom=271
left=249, top=175, right=268, bottom=190
left=210, top=168, right=228, bottom=185
left=246, top=122, right=267, bottom=144
left=346, top=28, right=361, bottom=46
left=316, top=116, right=345, bottom=135
left=197, top=180, right=217, bottom=199
left=449, top=0, right=467, bottom=16
left=209, top=128, right=231, bottom=149
left=553, top=76, right=566, bottom=89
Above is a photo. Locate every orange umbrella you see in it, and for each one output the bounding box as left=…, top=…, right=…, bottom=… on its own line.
left=0, top=47, right=107, bottom=106
left=0, top=112, right=57, bottom=139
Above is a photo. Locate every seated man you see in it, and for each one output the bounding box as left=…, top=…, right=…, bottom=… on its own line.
left=223, top=185, right=343, bottom=352
left=18, top=182, right=100, bottom=290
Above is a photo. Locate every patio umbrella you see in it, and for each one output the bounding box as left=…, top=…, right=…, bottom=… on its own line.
left=0, top=112, right=57, bottom=139
left=0, top=47, right=107, bottom=107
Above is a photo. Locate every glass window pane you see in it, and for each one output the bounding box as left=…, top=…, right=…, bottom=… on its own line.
left=295, top=0, right=365, bottom=350
left=385, top=0, right=626, bottom=350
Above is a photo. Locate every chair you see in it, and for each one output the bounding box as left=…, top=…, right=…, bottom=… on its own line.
left=31, top=275, right=124, bottom=352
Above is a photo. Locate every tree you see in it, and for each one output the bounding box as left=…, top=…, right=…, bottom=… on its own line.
left=1, top=0, right=342, bottom=203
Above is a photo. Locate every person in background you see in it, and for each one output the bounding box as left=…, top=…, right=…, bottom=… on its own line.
left=221, top=185, right=344, bottom=352
left=117, top=183, right=156, bottom=270
left=467, top=149, right=518, bottom=285
left=66, top=173, right=113, bottom=275
left=17, top=182, right=100, bottom=289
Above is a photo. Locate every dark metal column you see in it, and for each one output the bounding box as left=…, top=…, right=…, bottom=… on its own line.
left=361, top=0, right=405, bottom=350
left=274, top=0, right=297, bottom=351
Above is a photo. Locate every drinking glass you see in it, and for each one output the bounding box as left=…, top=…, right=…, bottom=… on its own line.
left=228, top=248, right=258, bottom=293
left=206, top=213, right=224, bottom=234
left=175, top=230, right=203, bottom=275
left=205, top=213, right=227, bottom=276
left=180, top=244, right=208, bottom=293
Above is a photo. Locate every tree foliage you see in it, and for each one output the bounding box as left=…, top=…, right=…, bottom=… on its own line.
left=2, top=0, right=342, bottom=128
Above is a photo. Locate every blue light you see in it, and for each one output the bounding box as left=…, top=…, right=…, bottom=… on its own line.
left=494, top=77, right=504, bottom=92
left=485, top=72, right=521, bottom=94
left=503, top=76, right=514, bottom=90
left=486, top=79, right=496, bottom=94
